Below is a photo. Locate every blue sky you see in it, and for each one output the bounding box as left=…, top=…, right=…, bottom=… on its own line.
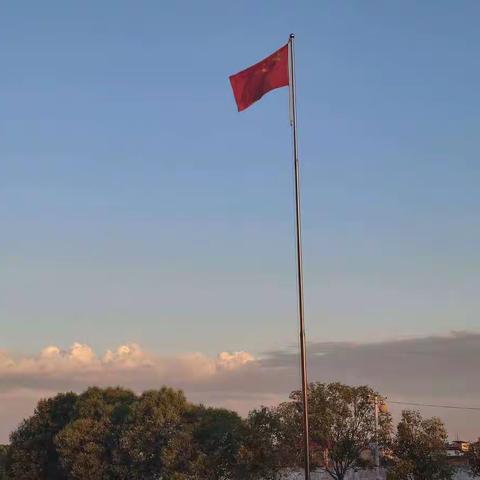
left=1, top=0, right=480, bottom=357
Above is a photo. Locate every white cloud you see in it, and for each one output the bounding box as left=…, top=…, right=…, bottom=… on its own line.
left=0, top=343, right=256, bottom=394
left=217, top=351, right=254, bottom=370
left=103, top=343, right=150, bottom=366
left=0, top=343, right=258, bottom=443
left=1, top=332, right=480, bottom=443
left=40, top=345, right=62, bottom=359
left=69, top=342, right=96, bottom=363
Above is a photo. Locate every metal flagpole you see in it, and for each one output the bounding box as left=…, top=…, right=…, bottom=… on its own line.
left=288, top=33, right=310, bottom=480
left=374, top=396, right=381, bottom=480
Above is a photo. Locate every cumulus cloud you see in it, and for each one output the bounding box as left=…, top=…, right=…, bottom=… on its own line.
left=1, top=332, right=480, bottom=443
left=0, top=343, right=257, bottom=442
left=0, top=343, right=258, bottom=397
left=217, top=351, right=255, bottom=370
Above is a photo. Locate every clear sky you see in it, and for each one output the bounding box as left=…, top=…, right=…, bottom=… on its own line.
left=2, top=0, right=480, bottom=357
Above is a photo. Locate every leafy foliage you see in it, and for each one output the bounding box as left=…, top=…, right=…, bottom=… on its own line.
left=6, top=385, right=250, bottom=480
left=191, top=406, right=245, bottom=479
left=6, top=392, right=77, bottom=479
left=4, top=384, right=463, bottom=480
left=0, top=445, right=8, bottom=480
left=469, top=441, right=480, bottom=478
left=118, top=388, right=190, bottom=479
left=291, top=383, right=392, bottom=480
left=237, top=405, right=299, bottom=479
left=56, top=386, right=137, bottom=479
left=388, top=410, right=453, bottom=480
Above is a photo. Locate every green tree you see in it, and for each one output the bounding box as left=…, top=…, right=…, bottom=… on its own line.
left=388, top=410, right=452, bottom=480
left=119, top=387, right=192, bottom=480
left=191, top=407, right=246, bottom=480
left=55, top=418, right=110, bottom=480
left=60, top=387, right=137, bottom=480
left=238, top=405, right=298, bottom=480
left=290, top=382, right=392, bottom=480
left=54, top=386, right=137, bottom=480
left=469, top=441, right=480, bottom=478
left=0, top=445, right=8, bottom=480
left=6, top=392, right=77, bottom=480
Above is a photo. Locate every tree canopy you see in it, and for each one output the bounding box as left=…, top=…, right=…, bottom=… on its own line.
left=290, top=383, right=392, bottom=480
left=4, top=384, right=465, bottom=480
left=388, top=410, right=453, bottom=480
left=469, top=441, right=480, bottom=478
left=5, top=387, right=248, bottom=480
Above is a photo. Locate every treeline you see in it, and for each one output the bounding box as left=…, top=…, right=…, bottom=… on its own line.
left=0, top=383, right=477, bottom=480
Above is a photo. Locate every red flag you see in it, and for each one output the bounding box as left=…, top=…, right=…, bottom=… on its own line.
left=229, top=44, right=289, bottom=112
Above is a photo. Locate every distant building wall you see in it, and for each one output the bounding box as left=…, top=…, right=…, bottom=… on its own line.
left=310, top=469, right=386, bottom=480
left=282, top=469, right=387, bottom=480
left=282, top=467, right=470, bottom=480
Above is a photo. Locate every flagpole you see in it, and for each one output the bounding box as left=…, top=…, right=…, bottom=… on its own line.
left=288, top=33, right=310, bottom=480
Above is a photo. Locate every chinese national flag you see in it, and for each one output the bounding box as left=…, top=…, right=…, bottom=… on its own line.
left=229, top=44, right=289, bottom=112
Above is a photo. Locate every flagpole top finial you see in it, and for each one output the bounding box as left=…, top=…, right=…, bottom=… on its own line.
left=290, top=33, right=295, bottom=39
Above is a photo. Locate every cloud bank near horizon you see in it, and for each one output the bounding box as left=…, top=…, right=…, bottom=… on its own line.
left=1, top=331, right=479, bottom=443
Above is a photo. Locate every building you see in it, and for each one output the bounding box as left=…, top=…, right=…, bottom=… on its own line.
left=446, top=440, right=471, bottom=468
